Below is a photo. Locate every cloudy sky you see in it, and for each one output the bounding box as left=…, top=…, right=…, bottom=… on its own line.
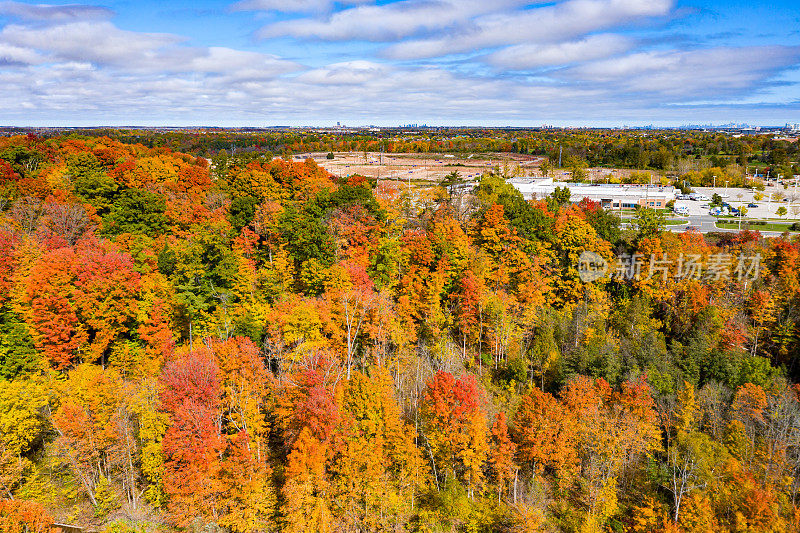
left=0, top=0, right=799, bottom=126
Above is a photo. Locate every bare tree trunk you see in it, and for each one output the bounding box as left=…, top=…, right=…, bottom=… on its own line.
left=513, top=469, right=518, bottom=504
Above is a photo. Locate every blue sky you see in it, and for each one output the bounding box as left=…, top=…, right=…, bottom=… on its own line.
left=0, top=0, right=798, bottom=126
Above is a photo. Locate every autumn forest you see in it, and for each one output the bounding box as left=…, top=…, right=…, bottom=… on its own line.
left=2, top=131, right=800, bottom=533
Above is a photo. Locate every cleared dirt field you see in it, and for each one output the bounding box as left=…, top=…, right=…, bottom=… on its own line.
left=293, top=151, right=658, bottom=185
left=293, top=152, right=544, bottom=182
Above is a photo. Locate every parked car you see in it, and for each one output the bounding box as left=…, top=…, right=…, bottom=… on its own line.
left=748, top=203, right=758, bottom=208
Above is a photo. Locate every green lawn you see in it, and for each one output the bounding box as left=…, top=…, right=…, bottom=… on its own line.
left=716, top=215, right=800, bottom=222
left=716, top=221, right=800, bottom=232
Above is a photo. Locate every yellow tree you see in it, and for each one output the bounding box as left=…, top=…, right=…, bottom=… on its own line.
left=50, top=364, right=126, bottom=508
left=553, top=207, right=614, bottom=304
left=474, top=203, right=531, bottom=292
left=217, top=433, right=276, bottom=533
left=562, top=377, right=660, bottom=530
left=325, top=261, right=378, bottom=379
left=210, top=337, right=273, bottom=462
left=282, top=427, right=332, bottom=533
left=330, top=370, right=424, bottom=530
left=128, top=377, right=168, bottom=507
left=0, top=379, right=48, bottom=499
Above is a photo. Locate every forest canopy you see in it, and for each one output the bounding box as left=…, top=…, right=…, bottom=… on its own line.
left=1, top=132, right=800, bottom=532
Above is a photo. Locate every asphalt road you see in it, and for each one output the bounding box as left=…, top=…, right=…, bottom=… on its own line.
left=623, top=215, right=790, bottom=236
left=670, top=215, right=789, bottom=237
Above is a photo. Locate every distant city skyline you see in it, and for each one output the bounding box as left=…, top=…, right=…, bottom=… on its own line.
left=0, top=0, right=799, bottom=126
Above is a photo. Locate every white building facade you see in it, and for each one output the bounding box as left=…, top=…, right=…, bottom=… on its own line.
left=509, top=178, right=678, bottom=210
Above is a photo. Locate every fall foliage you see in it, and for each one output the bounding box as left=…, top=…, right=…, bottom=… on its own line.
left=2, top=132, right=800, bottom=532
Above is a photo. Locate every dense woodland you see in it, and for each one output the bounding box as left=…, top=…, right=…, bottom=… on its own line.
left=1, top=133, right=800, bottom=532
left=55, top=127, right=800, bottom=177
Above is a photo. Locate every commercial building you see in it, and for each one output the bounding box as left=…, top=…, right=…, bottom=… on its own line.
left=509, top=178, right=678, bottom=210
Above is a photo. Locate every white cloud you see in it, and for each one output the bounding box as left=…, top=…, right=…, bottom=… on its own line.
left=563, top=46, right=800, bottom=98
left=0, top=41, right=44, bottom=64
left=1, top=21, right=182, bottom=67
left=0, top=1, right=113, bottom=21
left=487, top=34, right=632, bottom=69
left=184, top=47, right=302, bottom=78
left=0, top=52, right=600, bottom=124
left=0, top=0, right=796, bottom=126
left=232, top=0, right=370, bottom=14
left=0, top=21, right=301, bottom=78
left=297, top=60, right=389, bottom=84
left=258, top=0, right=537, bottom=42
left=385, top=0, right=674, bottom=59
left=1, top=52, right=798, bottom=127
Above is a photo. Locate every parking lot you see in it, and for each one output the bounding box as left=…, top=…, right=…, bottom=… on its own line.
left=673, top=186, right=800, bottom=220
